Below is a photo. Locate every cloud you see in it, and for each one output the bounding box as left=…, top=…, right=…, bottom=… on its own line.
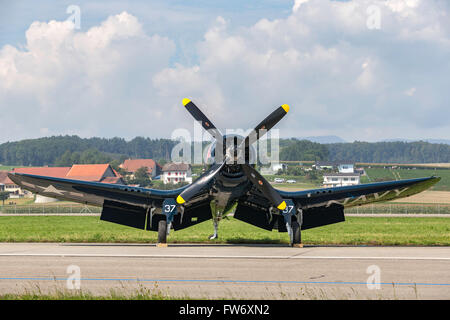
left=404, top=87, right=417, bottom=96
left=151, top=0, right=450, bottom=141
left=0, top=1, right=449, bottom=143
left=0, top=12, right=175, bottom=141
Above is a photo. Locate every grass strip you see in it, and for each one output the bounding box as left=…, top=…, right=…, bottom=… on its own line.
left=0, top=216, right=449, bottom=246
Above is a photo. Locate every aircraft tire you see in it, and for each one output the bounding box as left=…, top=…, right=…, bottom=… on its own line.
left=158, top=220, right=167, bottom=244
left=291, top=221, right=301, bottom=246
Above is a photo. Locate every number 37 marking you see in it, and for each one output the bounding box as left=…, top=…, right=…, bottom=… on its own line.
left=282, top=205, right=294, bottom=214
left=164, top=204, right=176, bottom=213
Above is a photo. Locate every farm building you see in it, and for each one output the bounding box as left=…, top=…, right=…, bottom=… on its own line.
left=120, top=159, right=161, bottom=178
left=162, top=163, right=192, bottom=184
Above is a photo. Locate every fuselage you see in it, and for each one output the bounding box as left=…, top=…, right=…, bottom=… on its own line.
left=206, top=134, right=256, bottom=218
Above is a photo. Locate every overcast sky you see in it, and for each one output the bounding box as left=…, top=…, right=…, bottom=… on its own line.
left=0, top=0, right=449, bottom=143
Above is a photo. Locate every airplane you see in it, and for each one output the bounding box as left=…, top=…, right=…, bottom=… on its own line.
left=8, top=99, right=441, bottom=246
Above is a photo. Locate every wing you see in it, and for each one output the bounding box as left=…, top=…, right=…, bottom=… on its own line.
left=7, top=172, right=212, bottom=231
left=235, top=176, right=440, bottom=232
left=276, top=176, right=441, bottom=209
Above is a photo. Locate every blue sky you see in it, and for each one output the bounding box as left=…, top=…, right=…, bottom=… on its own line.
left=0, top=0, right=449, bottom=143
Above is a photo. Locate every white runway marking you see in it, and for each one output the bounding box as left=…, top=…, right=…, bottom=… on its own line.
left=0, top=252, right=449, bottom=260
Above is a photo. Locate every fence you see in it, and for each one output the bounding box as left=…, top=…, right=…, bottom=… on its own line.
left=1, top=203, right=449, bottom=215
left=345, top=203, right=450, bottom=214
left=0, top=204, right=102, bottom=214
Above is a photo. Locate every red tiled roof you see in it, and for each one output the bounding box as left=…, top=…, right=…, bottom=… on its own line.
left=101, top=177, right=124, bottom=184
left=12, top=167, right=70, bottom=178
left=7, top=164, right=123, bottom=185
left=121, top=159, right=157, bottom=173
left=0, top=170, right=14, bottom=185
left=66, top=164, right=110, bottom=181
left=162, top=163, right=190, bottom=172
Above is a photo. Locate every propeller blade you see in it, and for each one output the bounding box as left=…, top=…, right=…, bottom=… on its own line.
left=241, top=164, right=286, bottom=210
left=240, top=104, right=289, bottom=162
left=182, top=98, right=223, bottom=141
left=176, top=159, right=227, bottom=204
left=252, top=104, right=290, bottom=138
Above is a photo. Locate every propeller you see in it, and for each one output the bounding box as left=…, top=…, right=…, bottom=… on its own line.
left=182, top=98, right=223, bottom=141
left=176, top=98, right=289, bottom=210
left=241, top=164, right=287, bottom=210
left=240, top=104, right=289, bottom=162
left=176, top=159, right=227, bottom=204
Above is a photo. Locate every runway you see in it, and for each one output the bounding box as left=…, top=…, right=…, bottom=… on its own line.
left=0, top=243, right=449, bottom=299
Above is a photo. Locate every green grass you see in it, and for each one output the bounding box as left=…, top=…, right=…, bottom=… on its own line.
left=0, top=216, right=449, bottom=246
left=0, top=165, right=15, bottom=171
left=345, top=204, right=450, bottom=214
left=0, top=285, right=186, bottom=300
left=364, top=167, right=450, bottom=191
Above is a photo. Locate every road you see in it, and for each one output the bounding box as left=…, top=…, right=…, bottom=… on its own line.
left=0, top=243, right=449, bottom=299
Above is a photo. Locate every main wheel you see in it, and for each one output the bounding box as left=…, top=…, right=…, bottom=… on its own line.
left=290, top=221, right=301, bottom=246
left=158, top=220, right=167, bottom=244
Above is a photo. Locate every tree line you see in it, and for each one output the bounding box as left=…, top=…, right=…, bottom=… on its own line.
left=325, top=141, right=450, bottom=163
left=0, top=136, right=176, bottom=166
left=0, top=135, right=449, bottom=166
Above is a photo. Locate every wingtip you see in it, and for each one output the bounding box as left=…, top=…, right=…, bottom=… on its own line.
left=182, top=98, right=191, bottom=106
left=281, top=104, right=290, bottom=113
left=431, top=176, right=442, bottom=182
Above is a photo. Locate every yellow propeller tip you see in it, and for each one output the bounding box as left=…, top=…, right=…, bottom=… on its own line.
left=182, top=98, right=191, bottom=106
left=277, top=201, right=287, bottom=211
left=176, top=195, right=185, bottom=204
left=281, top=104, right=290, bottom=113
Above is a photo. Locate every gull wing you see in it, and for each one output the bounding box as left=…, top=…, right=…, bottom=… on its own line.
left=234, top=176, right=440, bottom=232
left=7, top=172, right=212, bottom=231
left=276, top=176, right=440, bottom=209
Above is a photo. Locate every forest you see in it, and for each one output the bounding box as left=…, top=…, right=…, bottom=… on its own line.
left=0, top=135, right=449, bottom=166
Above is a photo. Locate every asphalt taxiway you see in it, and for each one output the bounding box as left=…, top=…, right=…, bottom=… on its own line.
left=0, top=243, right=449, bottom=299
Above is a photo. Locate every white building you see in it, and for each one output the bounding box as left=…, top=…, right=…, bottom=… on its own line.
left=315, top=161, right=355, bottom=173
left=337, top=163, right=355, bottom=173
left=323, top=173, right=360, bottom=187
left=162, top=163, right=192, bottom=184
left=260, top=163, right=287, bottom=175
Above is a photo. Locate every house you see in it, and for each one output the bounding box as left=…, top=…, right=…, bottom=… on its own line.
left=313, top=161, right=335, bottom=170
left=65, top=164, right=125, bottom=184
left=162, top=163, right=192, bottom=184
left=323, top=172, right=360, bottom=187
left=260, top=163, right=288, bottom=175
left=11, top=164, right=125, bottom=203
left=0, top=170, right=29, bottom=198
left=314, top=161, right=355, bottom=173
left=120, top=159, right=161, bottom=178
left=337, top=162, right=355, bottom=173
